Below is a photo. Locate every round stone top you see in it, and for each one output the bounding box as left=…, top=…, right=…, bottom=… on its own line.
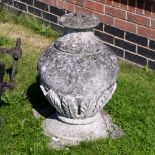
left=54, top=32, right=103, bottom=54
left=38, top=43, right=119, bottom=96
left=59, top=13, right=100, bottom=29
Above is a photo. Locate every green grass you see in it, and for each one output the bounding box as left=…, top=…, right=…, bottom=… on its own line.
left=0, top=35, right=14, bottom=46
left=0, top=10, right=155, bottom=155
left=0, top=10, right=63, bottom=39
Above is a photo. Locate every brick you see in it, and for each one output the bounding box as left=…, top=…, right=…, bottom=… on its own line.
left=144, top=2, right=151, bottom=16
left=49, top=22, right=64, bottom=32
left=148, top=60, right=155, bottom=70
left=138, top=46, right=155, bottom=60
left=125, top=51, right=147, bottom=66
left=128, top=0, right=136, bottom=12
left=20, top=0, right=33, bottom=5
left=8, top=5, right=23, bottom=16
left=127, top=12, right=150, bottom=27
left=94, top=30, right=114, bottom=44
left=104, top=25, right=124, bottom=38
left=66, top=0, right=78, bottom=4
left=50, top=5, right=65, bottom=16
left=126, top=32, right=148, bottom=46
left=115, top=19, right=136, bottom=33
left=138, top=26, right=155, bottom=40
left=136, top=0, right=144, bottom=15
left=151, top=19, right=155, bottom=29
left=66, top=0, right=84, bottom=6
left=105, top=0, right=112, bottom=5
left=84, top=1, right=104, bottom=13
left=95, top=13, right=114, bottom=25
left=97, top=0, right=105, bottom=3
left=57, top=1, right=74, bottom=12
left=41, top=0, right=50, bottom=3
left=28, top=6, right=42, bottom=16
left=105, top=44, right=124, bottom=57
left=75, top=5, right=93, bottom=14
left=42, top=0, right=57, bottom=6
left=149, top=40, right=155, bottom=50
left=120, top=0, right=127, bottom=9
left=34, top=0, right=48, bottom=11
left=115, top=38, right=136, bottom=52
left=105, top=6, right=126, bottom=20
left=35, top=17, right=49, bottom=26
left=14, top=1, right=27, bottom=11
left=43, top=12, right=58, bottom=23
left=112, top=0, right=120, bottom=8
left=152, top=4, right=155, bottom=18
left=95, top=23, right=103, bottom=31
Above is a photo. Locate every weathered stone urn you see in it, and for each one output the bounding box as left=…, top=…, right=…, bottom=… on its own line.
left=38, top=13, right=122, bottom=147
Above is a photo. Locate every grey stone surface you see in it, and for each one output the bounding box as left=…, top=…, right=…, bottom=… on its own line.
left=59, top=13, right=100, bottom=29
left=42, top=111, right=123, bottom=149
left=38, top=31, right=119, bottom=118
left=38, top=13, right=121, bottom=148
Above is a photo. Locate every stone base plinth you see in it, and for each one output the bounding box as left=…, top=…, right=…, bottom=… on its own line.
left=42, top=112, right=123, bottom=149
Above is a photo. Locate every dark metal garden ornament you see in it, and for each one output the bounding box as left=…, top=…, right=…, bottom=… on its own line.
left=0, top=38, right=22, bottom=96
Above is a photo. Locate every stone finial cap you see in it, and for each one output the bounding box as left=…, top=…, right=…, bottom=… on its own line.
left=59, top=13, right=100, bottom=29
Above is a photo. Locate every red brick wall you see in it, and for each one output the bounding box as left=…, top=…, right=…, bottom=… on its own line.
left=40, top=0, right=155, bottom=40
left=4, top=0, right=155, bottom=69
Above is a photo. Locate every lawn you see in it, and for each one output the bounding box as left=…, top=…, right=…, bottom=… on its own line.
left=0, top=11, right=155, bottom=155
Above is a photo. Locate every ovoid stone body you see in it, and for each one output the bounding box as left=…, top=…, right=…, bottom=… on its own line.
left=38, top=13, right=122, bottom=148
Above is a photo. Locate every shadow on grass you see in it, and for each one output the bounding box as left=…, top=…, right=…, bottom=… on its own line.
left=27, top=76, right=56, bottom=118
left=0, top=99, right=10, bottom=107
left=5, top=68, right=12, bottom=81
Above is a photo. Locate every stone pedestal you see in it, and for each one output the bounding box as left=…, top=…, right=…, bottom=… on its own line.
left=42, top=111, right=123, bottom=148
left=38, top=13, right=123, bottom=148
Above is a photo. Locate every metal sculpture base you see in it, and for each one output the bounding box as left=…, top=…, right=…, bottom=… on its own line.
left=0, top=38, right=22, bottom=96
left=42, top=111, right=123, bottom=149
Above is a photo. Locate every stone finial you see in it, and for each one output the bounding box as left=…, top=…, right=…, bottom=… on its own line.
left=38, top=13, right=123, bottom=148
left=59, top=13, right=100, bottom=29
